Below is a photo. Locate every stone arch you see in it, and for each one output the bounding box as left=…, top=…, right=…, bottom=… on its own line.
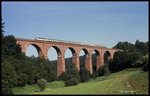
left=64, top=47, right=77, bottom=70
left=104, top=51, right=111, bottom=63
left=25, top=44, right=43, bottom=57
left=47, top=46, right=63, bottom=77
left=79, top=48, right=90, bottom=67
left=79, top=48, right=92, bottom=74
left=50, top=46, right=62, bottom=57
left=91, top=49, right=101, bottom=71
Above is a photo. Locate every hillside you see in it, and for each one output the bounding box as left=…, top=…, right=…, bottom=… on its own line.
left=13, top=68, right=148, bottom=95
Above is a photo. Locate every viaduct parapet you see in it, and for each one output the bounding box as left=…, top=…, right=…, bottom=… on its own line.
left=16, top=38, right=122, bottom=76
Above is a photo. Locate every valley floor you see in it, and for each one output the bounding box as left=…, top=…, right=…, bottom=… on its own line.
left=13, top=68, right=149, bottom=95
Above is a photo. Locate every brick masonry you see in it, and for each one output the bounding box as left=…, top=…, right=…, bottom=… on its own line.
left=16, top=38, right=121, bottom=76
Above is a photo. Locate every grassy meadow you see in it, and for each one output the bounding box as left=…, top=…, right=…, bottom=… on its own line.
left=12, top=68, right=149, bottom=95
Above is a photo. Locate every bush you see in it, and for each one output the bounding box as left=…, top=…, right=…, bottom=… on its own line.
left=95, top=63, right=111, bottom=77
left=97, top=65, right=105, bottom=76
left=142, top=54, right=149, bottom=72
left=79, top=67, right=90, bottom=82
left=1, top=60, right=17, bottom=95
left=133, top=60, right=143, bottom=68
left=16, top=73, right=28, bottom=86
left=91, top=71, right=98, bottom=79
left=143, top=62, right=148, bottom=72
left=65, top=78, right=78, bottom=86
left=66, top=64, right=80, bottom=83
left=57, top=72, right=71, bottom=81
left=37, top=78, right=47, bottom=91
left=104, top=64, right=111, bottom=76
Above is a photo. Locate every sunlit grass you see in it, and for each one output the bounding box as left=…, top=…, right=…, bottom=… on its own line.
left=127, top=71, right=149, bottom=94
left=13, top=68, right=148, bottom=95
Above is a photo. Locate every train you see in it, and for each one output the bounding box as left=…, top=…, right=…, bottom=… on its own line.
left=35, top=37, right=106, bottom=48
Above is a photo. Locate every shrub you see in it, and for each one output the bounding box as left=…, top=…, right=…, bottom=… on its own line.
left=66, top=64, right=80, bottom=83
left=91, top=71, right=98, bottom=79
left=142, top=54, right=149, bottom=72
left=133, top=60, right=143, bottom=68
left=16, top=73, right=28, bottom=86
left=96, top=64, right=110, bottom=77
left=104, top=64, right=111, bottom=76
left=80, top=67, right=90, bottom=82
left=97, top=65, right=105, bottom=76
left=37, top=78, right=47, bottom=91
left=57, top=72, right=71, bottom=81
left=65, top=78, right=78, bottom=86
left=1, top=60, right=17, bottom=95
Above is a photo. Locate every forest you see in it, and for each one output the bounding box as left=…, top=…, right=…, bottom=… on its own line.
left=1, top=22, right=149, bottom=95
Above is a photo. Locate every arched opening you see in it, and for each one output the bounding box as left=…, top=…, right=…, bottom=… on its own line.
left=92, top=50, right=100, bottom=73
left=65, top=47, right=76, bottom=70
left=25, top=44, right=43, bottom=58
left=104, top=51, right=111, bottom=64
left=47, top=46, right=61, bottom=72
left=79, top=49, right=89, bottom=69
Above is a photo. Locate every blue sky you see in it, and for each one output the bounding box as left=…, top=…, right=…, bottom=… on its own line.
left=2, top=2, right=148, bottom=60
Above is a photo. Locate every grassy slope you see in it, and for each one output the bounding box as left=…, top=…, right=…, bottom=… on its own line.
left=13, top=68, right=148, bottom=95
left=127, top=71, right=149, bottom=94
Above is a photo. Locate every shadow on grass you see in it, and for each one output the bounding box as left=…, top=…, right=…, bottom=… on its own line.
left=34, top=90, right=41, bottom=92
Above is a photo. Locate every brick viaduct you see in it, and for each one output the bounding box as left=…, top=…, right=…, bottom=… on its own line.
left=16, top=38, right=121, bottom=76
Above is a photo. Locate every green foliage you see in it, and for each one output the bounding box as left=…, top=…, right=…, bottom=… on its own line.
left=111, top=51, right=127, bottom=72
left=110, top=40, right=148, bottom=73
left=126, top=52, right=143, bottom=68
left=103, top=63, right=111, bottom=76
left=1, top=22, right=57, bottom=94
left=65, top=78, right=78, bottom=86
left=2, top=35, right=22, bottom=59
left=1, top=60, right=17, bottom=95
left=36, top=57, right=57, bottom=82
left=16, top=73, right=28, bottom=86
left=97, top=65, right=105, bottom=76
left=37, top=78, right=47, bottom=91
left=113, top=41, right=137, bottom=52
left=132, top=54, right=149, bottom=71
left=79, top=67, right=90, bottom=82
left=57, top=72, right=71, bottom=81
left=135, top=40, right=149, bottom=55
left=67, top=64, right=81, bottom=83
left=91, top=72, right=97, bottom=79
left=58, top=64, right=80, bottom=86
left=13, top=68, right=148, bottom=95
left=96, top=64, right=111, bottom=77
left=1, top=33, right=56, bottom=91
left=142, top=54, right=149, bottom=71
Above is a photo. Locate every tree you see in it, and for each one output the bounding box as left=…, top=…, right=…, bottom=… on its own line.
left=67, top=63, right=80, bottom=83
left=97, top=65, right=105, bottom=76
left=57, top=72, right=71, bottom=81
left=112, top=51, right=127, bottom=72
left=2, top=35, right=22, bottom=59
left=1, top=59, right=17, bottom=95
left=79, top=67, right=90, bottom=82
left=142, top=54, right=149, bottom=72
left=103, top=63, right=111, bottom=76
left=37, top=78, right=47, bottom=91
left=135, top=40, right=149, bottom=55
left=65, top=78, right=78, bottom=86
left=1, top=22, right=57, bottom=92
left=113, top=41, right=137, bottom=52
